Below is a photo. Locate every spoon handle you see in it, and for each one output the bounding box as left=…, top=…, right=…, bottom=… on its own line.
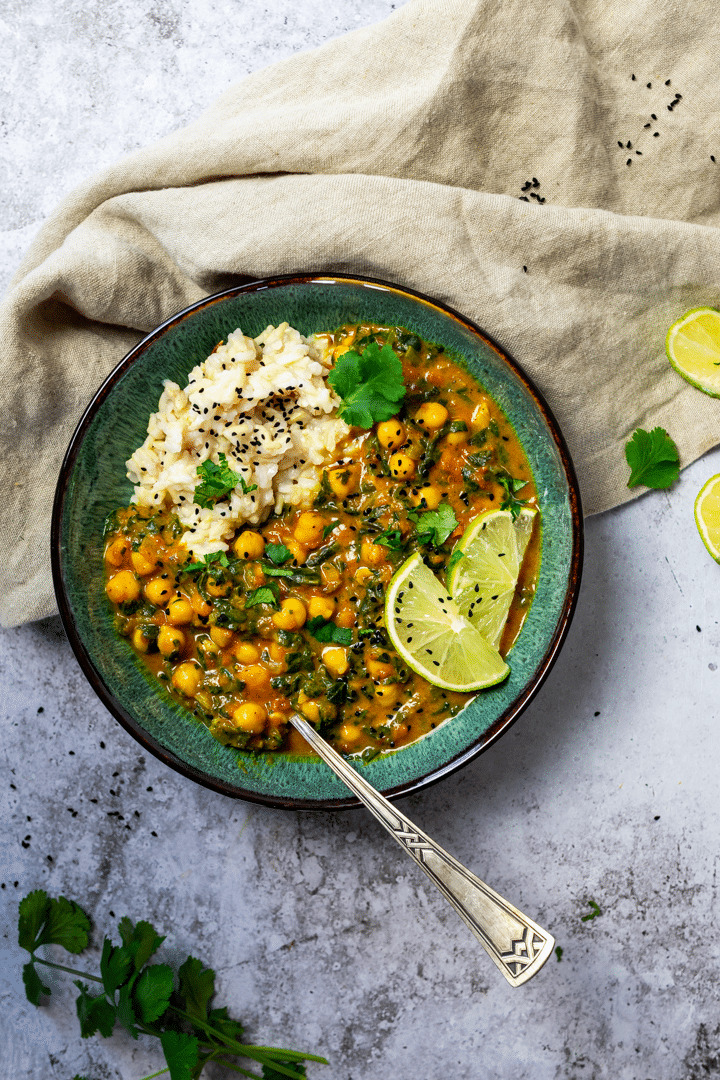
left=290, top=713, right=554, bottom=987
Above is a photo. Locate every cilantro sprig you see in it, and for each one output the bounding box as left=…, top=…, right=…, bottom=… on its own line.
left=327, top=341, right=406, bottom=428
left=410, top=504, right=459, bottom=547
left=625, top=426, right=680, bottom=489
left=306, top=617, right=353, bottom=645
left=183, top=550, right=230, bottom=574
left=194, top=454, right=256, bottom=509
left=18, top=890, right=326, bottom=1080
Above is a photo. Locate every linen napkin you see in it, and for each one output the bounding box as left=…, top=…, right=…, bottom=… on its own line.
left=3, top=0, right=720, bottom=627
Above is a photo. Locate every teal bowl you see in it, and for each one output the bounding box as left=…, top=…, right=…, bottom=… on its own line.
left=52, top=274, right=583, bottom=809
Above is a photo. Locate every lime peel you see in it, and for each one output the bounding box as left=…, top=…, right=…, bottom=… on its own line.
left=695, top=473, right=720, bottom=562
left=666, top=307, right=720, bottom=397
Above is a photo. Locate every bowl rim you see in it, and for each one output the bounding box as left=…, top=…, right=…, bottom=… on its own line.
left=51, top=271, right=583, bottom=810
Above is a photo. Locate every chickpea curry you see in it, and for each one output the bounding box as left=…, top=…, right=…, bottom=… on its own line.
left=104, top=324, right=540, bottom=760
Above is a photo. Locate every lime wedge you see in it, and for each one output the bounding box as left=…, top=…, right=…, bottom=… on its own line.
left=446, top=508, right=537, bottom=649
left=384, top=552, right=509, bottom=693
left=666, top=307, right=720, bottom=397
left=695, top=473, right=720, bottom=561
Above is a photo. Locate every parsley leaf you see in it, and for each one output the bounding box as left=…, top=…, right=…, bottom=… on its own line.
left=160, top=1030, right=200, bottom=1080
left=135, top=963, right=174, bottom=1023
left=306, top=617, right=353, bottom=645
left=413, top=504, right=458, bottom=547
left=194, top=454, right=241, bottom=508
left=265, top=543, right=292, bottom=565
left=625, top=426, right=680, bottom=489
left=327, top=341, right=406, bottom=428
left=245, top=584, right=279, bottom=609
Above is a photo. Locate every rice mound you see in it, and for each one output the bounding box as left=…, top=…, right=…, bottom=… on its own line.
left=126, top=323, right=348, bottom=556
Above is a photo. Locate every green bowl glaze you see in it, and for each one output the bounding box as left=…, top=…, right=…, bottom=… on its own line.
left=52, top=274, right=583, bottom=809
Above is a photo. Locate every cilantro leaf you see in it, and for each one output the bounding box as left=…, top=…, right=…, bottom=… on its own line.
left=372, top=529, right=404, bottom=550
left=625, top=427, right=680, bottom=489
left=328, top=341, right=406, bottom=428
left=118, top=917, right=165, bottom=972
left=493, top=471, right=530, bottom=520
left=100, top=938, right=132, bottom=996
left=414, top=504, right=458, bottom=547
left=245, top=584, right=279, bottom=609
left=75, top=982, right=116, bottom=1039
left=447, top=549, right=464, bottom=572
left=177, top=955, right=215, bottom=1023
left=239, top=476, right=257, bottom=494
left=116, top=979, right=140, bottom=1039
left=160, top=1030, right=200, bottom=1080
left=18, top=890, right=50, bottom=952
left=183, top=550, right=230, bottom=574
left=581, top=899, right=602, bottom=922
left=194, top=454, right=241, bottom=508
left=265, top=543, right=292, bottom=565
left=135, top=963, right=174, bottom=1024
left=307, top=617, right=353, bottom=645
left=23, top=961, right=50, bottom=1004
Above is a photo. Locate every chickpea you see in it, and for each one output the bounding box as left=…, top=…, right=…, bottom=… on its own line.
left=284, top=538, right=307, bottom=565
left=355, top=566, right=373, bottom=586
left=231, top=701, right=267, bottom=734
left=473, top=400, right=492, bottom=429
left=190, top=591, right=213, bottom=617
left=293, top=511, right=325, bottom=548
left=308, top=595, right=336, bottom=621
left=375, top=684, right=399, bottom=707
left=105, top=537, right=129, bottom=567
left=205, top=575, right=231, bottom=598
left=272, top=597, right=307, bottom=630
left=409, top=484, right=443, bottom=510
left=157, top=625, right=185, bottom=659
left=336, top=722, right=362, bottom=748
left=360, top=538, right=387, bottom=567
left=144, top=576, right=173, bottom=607
left=241, top=664, right=272, bottom=694
left=131, top=627, right=152, bottom=653
left=233, top=640, right=260, bottom=663
left=415, top=402, right=449, bottom=430
left=323, top=647, right=349, bottom=678
left=210, top=625, right=234, bottom=648
left=268, top=641, right=286, bottom=663
left=335, top=603, right=356, bottom=628
left=233, top=530, right=265, bottom=560
left=172, top=661, right=202, bottom=697
left=106, top=570, right=140, bottom=605
left=389, top=452, right=416, bottom=480
left=321, top=563, right=342, bottom=593
left=376, top=419, right=406, bottom=450
left=131, top=550, right=155, bottom=577
left=167, top=598, right=194, bottom=626
left=367, top=656, right=395, bottom=680
left=299, top=698, right=321, bottom=724
left=445, top=430, right=468, bottom=446
left=328, top=466, right=359, bottom=498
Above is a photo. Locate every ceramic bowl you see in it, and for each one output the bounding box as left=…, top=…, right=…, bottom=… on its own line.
left=52, top=273, right=583, bottom=809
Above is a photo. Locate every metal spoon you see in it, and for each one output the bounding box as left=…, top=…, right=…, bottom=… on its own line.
left=289, top=712, right=554, bottom=987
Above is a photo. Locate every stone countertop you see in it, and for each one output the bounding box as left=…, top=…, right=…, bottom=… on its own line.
left=2, top=2, right=720, bottom=1078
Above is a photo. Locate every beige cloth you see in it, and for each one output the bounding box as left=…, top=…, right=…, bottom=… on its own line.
left=3, top=0, right=720, bottom=627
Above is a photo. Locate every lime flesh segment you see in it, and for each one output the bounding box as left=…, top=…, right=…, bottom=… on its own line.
left=695, top=473, right=720, bottom=562
left=666, top=307, right=720, bottom=397
left=384, top=553, right=509, bottom=693
left=447, top=508, right=537, bottom=649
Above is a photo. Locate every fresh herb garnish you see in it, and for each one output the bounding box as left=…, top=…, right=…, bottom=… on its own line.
left=412, top=504, right=458, bottom=547
left=555, top=946, right=563, bottom=962
left=184, top=550, right=230, bottom=573
left=265, top=542, right=293, bottom=565
left=494, top=472, right=530, bottom=520
left=194, top=454, right=241, bottom=508
left=447, top=549, right=464, bottom=572
left=245, top=583, right=280, bottom=608
left=262, top=565, right=296, bottom=578
left=372, top=528, right=405, bottom=550
left=625, top=426, right=680, bottom=489
left=306, top=617, right=353, bottom=645
left=322, top=522, right=337, bottom=539
left=18, top=889, right=325, bottom=1080
left=580, top=899, right=602, bottom=922
left=327, top=341, right=406, bottom=428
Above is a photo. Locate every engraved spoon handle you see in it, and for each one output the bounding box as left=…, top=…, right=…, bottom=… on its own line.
left=290, top=713, right=554, bottom=987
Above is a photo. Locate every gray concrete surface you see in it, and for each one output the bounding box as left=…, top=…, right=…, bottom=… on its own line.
left=2, top=2, right=720, bottom=1078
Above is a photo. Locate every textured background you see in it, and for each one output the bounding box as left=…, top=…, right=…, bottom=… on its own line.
left=2, top=1, right=720, bottom=1078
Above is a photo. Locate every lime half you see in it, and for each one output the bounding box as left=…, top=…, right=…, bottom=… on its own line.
left=447, top=508, right=537, bottom=649
left=666, top=307, right=720, bottom=397
left=384, top=552, right=509, bottom=693
left=695, top=473, right=720, bottom=561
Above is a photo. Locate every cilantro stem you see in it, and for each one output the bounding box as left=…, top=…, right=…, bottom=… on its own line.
left=212, top=1060, right=263, bottom=1079
left=167, top=1006, right=324, bottom=1074
left=32, top=956, right=103, bottom=983
left=137, top=1068, right=170, bottom=1080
